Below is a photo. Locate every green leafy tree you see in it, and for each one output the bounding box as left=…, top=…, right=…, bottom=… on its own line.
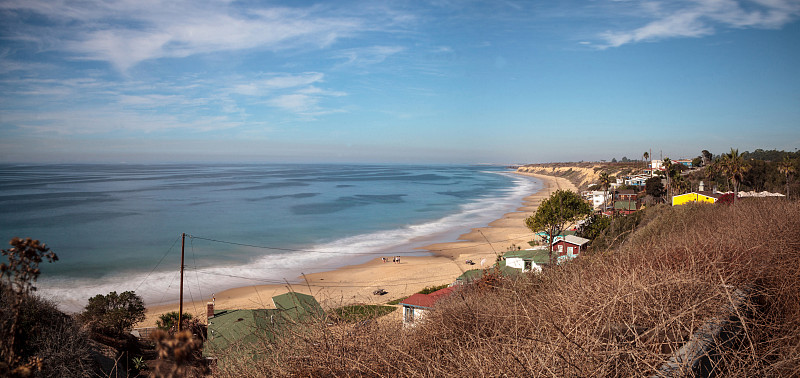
left=701, top=150, right=713, bottom=166
left=577, top=213, right=611, bottom=242
left=157, top=311, right=193, bottom=331
left=81, top=291, right=146, bottom=336
left=645, top=177, right=665, bottom=199
left=525, top=190, right=592, bottom=265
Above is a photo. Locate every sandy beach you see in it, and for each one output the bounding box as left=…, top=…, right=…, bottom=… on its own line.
left=140, top=171, right=577, bottom=327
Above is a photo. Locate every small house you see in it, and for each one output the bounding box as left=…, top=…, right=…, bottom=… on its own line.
left=671, top=191, right=725, bottom=206
left=454, top=269, right=485, bottom=285
left=551, top=235, right=590, bottom=262
left=614, top=189, right=637, bottom=201
left=204, top=292, right=323, bottom=357
left=613, top=200, right=638, bottom=215
left=503, top=248, right=548, bottom=273
left=400, top=286, right=456, bottom=326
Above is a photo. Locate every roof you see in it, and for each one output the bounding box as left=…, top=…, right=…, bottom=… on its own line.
left=205, top=292, right=324, bottom=357
left=400, top=286, right=457, bottom=309
left=206, top=309, right=278, bottom=355
left=615, top=189, right=636, bottom=195
left=272, top=292, right=324, bottom=321
left=614, top=200, right=637, bottom=210
left=674, top=191, right=725, bottom=199
left=455, top=269, right=484, bottom=283
left=504, top=248, right=550, bottom=264
left=553, top=235, right=590, bottom=246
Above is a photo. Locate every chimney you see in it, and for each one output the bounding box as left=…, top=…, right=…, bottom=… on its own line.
left=207, top=295, right=215, bottom=320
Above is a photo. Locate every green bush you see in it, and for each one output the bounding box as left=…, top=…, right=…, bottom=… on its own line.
left=330, top=305, right=396, bottom=323
left=80, top=291, right=146, bottom=336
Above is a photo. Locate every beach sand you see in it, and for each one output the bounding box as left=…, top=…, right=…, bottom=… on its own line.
left=140, top=172, right=577, bottom=327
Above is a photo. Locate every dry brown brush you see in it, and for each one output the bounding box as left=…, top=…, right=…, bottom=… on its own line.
left=213, top=199, right=800, bottom=377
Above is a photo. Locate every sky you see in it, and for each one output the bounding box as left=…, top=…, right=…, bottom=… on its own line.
left=1, top=0, right=799, bottom=164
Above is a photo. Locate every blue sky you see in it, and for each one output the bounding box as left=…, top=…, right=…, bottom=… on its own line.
left=1, top=0, right=799, bottom=164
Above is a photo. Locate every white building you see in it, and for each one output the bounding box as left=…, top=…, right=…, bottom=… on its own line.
left=583, top=190, right=612, bottom=210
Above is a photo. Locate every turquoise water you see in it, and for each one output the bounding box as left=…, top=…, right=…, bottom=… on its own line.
left=0, top=164, right=540, bottom=310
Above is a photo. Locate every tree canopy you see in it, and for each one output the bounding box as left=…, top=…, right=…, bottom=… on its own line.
left=81, top=291, right=146, bottom=336
left=525, top=190, right=592, bottom=265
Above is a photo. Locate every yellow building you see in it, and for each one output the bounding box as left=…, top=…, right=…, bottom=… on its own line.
left=672, top=191, right=725, bottom=206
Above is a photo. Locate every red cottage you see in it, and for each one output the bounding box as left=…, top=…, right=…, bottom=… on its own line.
left=551, top=235, right=590, bottom=261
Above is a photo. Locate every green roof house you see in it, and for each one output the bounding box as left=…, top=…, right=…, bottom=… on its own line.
left=503, top=248, right=549, bottom=273
left=204, top=292, right=323, bottom=358
left=454, top=269, right=485, bottom=284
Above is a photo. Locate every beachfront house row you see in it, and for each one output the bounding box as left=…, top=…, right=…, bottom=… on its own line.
left=400, top=286, right=456, bottom=326
left=552, top=235, right=590, bottom=262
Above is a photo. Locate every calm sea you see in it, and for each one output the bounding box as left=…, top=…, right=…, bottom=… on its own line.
left=0, top=164, right=540, bottom=311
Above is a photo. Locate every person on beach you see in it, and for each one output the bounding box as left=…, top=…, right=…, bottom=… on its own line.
left=392, top=256, right=397, bottom=263
left=396, top=256, right=400, bottom=264
left=382, top=257, right=387, bottom=263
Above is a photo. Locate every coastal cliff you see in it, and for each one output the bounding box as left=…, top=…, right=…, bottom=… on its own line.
left=516, top=162, right=645, bottom=191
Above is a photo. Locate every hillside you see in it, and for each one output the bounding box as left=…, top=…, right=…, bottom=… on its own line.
left=213, top=198, right=800, bottom=377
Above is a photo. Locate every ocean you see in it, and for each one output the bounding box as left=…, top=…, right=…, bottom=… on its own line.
left=0, top=164, right=540, bottom=311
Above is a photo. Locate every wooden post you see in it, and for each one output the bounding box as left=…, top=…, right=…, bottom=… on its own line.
left=178, top=233, right=185, bottom=331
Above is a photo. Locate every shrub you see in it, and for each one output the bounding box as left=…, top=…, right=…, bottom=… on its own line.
left=80, top=291, right=146, bottom=337
left=157, top=311, right=193, bottom=331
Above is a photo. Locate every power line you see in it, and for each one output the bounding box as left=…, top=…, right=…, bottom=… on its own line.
left=135, top=234, right=181, bottom=292
left=187, top=232, right=536, bottom=256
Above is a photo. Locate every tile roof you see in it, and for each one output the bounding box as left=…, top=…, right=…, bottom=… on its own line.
left=400, top=286, right=457, bottom=309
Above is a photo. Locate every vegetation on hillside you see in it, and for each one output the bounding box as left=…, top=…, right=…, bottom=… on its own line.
left=213, top=199, right=800, bottom=376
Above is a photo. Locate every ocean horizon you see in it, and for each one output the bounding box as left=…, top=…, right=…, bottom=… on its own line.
left=0, top=163, right=541, bottom=312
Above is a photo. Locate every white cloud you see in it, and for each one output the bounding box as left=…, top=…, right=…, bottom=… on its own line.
left=333, top=45, right=405, bottom=67
left=598, top=0, right=800, bottom=48
left=2, top=1, right=373, bottom=71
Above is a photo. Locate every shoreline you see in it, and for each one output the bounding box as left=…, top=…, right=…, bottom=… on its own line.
left=140, top=171, right=577, bottom=327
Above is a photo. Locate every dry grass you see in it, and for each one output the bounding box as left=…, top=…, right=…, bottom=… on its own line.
left=213, top=199, right=800, bottom=377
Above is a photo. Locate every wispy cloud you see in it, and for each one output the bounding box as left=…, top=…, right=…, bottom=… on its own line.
left=1, top=1, right=375, bottom=71
left=333, top=45, right=405, bottom=67
left=597, top=0, right=800, bottom=48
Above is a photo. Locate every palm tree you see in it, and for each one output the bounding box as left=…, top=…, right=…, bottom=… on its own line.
left=662, top=158, right=672, bottom=202
left=643, top=151, right=649, bottom=173
left=720, top=148, right=749, bottom=202
left=598, top=171, right=612, bottom=213
left=778, top=157, right=796, bottom=198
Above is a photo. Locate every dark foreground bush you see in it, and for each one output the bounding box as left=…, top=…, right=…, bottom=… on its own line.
left=213, top=199, right=800, bottom=377
left=0, top=285, right=94, bottom=377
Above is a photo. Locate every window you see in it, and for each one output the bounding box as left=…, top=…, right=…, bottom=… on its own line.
left=558, top=245, right=563, bottom=252
left=567, top=246, right=574, bottom=255
left=404, top=306, right=415, bottom=322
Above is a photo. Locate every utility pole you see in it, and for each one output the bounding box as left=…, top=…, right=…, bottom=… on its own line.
left=178, top=232, right=185, bottom=331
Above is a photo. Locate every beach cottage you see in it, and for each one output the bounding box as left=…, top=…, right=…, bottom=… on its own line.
left=503, top=248, right=548, bottom=273
left=551, top=235, right=590, bottom=262
left=204, top=292, right=323, bottom=357
left=400, top=286, right=456, bottom=326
